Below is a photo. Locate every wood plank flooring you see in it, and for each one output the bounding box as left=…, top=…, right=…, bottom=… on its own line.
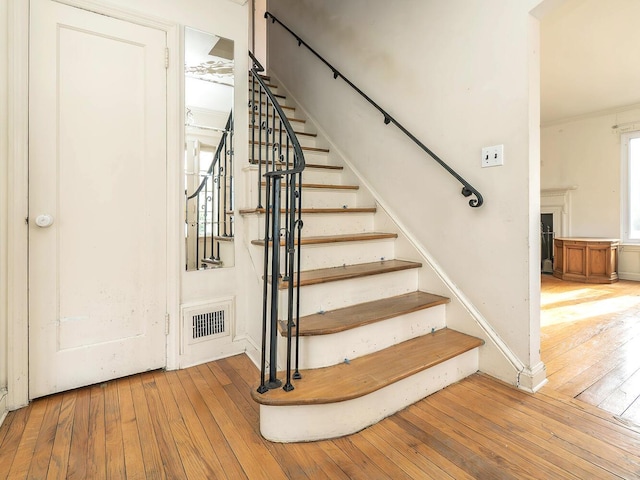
left=541, top=274, right=640, bottom=427
left=2, top=353, right=640, bottom=479
left=3, top=277, right=640, bottom=478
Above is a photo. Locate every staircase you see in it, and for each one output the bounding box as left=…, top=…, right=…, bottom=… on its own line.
left=242, top=75, right=484, bottom=443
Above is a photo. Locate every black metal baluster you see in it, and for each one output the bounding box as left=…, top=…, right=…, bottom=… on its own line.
left=223, top=134, right=228, bottom=238
left=267, top=174, right=283, bottom=389
left=195, top=194, right=200, bottom=270
left=271, top=98, right=277, bottom=175
left=258, top=86, right=264, bottom=209
left=212, top=170, right=217, bottom=261
left=283, top=162, right=297, bottom=392
left=229, top=116, right=234, bottom=237
left=293, top=169, right=303, bottom=380
left=250, top=52, right=306, bottom=395
left=257, top=174, right=272, bottom=394
left=203, top=180, right=208, bottom=266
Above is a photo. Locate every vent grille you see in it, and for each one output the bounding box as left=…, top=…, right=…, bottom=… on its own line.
left=182, top=298, right=233, bottom=348
left=193, top=310, right=226, bottom=339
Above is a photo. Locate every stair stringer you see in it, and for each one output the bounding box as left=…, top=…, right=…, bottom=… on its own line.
left=270, top=72, right=547, bottom=393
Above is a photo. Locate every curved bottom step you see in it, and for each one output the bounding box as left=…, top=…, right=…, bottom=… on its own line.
left=259, top=348, right=479, bottom=442
left=252, top=329, right=483, bottom=442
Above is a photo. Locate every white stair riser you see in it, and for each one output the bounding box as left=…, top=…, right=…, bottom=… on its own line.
left=259, top=348, right=480, bottom=442
left=245, top=165, right=342, bottom=186
left=294, top=167, right=343, bottom=185
left=300, top=240, right=395, bottom=270
left=277, top=306, right=447, bottom=370
left=250, top=148, right=331, bottom=165
left=256, top=239, right=395, bottom=271
left=260, top=187, right=358, bottom=209
left=243, top=186, right=358, bottom=211
left=278, top=268, right=419, bottom=317
left=241, top=212, right=374, bottom=243
left=248, top=133, right=321, bottom=150
left=296, top=213, right=374, bottom=236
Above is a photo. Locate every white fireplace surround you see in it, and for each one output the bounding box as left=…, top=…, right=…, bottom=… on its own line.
left=540, top=187, right=576, bottom=237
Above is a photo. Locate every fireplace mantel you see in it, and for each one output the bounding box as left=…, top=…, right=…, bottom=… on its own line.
left=541, top=186, right=577, bottom=237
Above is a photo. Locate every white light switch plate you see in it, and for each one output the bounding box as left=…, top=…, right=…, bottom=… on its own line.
left=482, top=144, right=504, bottom=167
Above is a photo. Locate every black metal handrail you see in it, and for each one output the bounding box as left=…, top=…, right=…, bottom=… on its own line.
left=186, top=111, right=234, bottom=269
left=249, top=51, right=305, bottom=394
left=265, top=11, right=483, bottom=208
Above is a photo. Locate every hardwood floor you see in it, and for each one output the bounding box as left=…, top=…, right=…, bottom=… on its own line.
left=541, top=274, right=640, bottom=426
left=2, top=353, right=640, bottom=479
left=2, top=278, right=640, bottom=478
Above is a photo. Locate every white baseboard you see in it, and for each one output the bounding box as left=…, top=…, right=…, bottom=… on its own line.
left=619, top=272, right=640, bottom=282
left=517, top=361, right=548, bottom=393
left=0, top=389, right=7, bottom=427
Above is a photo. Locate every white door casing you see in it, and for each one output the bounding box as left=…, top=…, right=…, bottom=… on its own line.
left=29, top=0, right=168, bottom=398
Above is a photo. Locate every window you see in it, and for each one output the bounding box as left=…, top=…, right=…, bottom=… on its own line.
left=622, top=131, right=640, bottom=243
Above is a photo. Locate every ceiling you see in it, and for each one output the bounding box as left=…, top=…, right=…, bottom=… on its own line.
left=541, top=0, right=640, bottom=125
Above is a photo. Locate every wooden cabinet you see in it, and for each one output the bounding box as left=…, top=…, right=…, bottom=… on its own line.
left=553, top=238, right=619, bottom=284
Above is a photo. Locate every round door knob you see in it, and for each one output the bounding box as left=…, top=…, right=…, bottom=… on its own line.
left=35, top=214, right=54, bottom=228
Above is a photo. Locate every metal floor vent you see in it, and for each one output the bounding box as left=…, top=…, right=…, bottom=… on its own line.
left=182, top=299, right=232, bottom=346
left=193, top=310, right=226, bottom=339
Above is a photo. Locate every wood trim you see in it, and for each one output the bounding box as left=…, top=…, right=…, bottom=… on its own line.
left=251, top=329, right=483, bottom=406
left=6, top=0, right=30, bottom=410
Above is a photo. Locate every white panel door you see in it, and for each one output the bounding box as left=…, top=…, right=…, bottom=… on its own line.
left=29, top=0, right=168, bottom=398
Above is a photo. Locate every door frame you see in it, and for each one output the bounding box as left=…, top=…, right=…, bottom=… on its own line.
left=7, top=0, right=182, bottom=409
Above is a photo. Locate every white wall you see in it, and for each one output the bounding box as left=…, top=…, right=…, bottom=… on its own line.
left=541, top=106, right=640, bottom=279
left=266, top=0, right=545, bottom=385
left=541, top=109, right=637, bottom=237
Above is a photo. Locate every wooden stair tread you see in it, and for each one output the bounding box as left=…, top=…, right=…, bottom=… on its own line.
left=275, top=259, right=422, bottom=289
left=250, top=141, right=330, bottom=153
left=251, top=124, right=316, bottom=137
left=249, top=160, right=342, bottom=170
left=239, top=207, right=376, bottom=215
left=250, top=80, right=278, bottom=89
left=212, top=235, right=233, bottom=242
left=260, top=182, right=358, bottom=190
left=251, top=328, right=483, bottom=406
left=279, top=291, right=450, bottom=336
left=250, top=110, right=305, bottom=123
left=252, top=232, right=397, bottom=247
left=254, top=100, right=293, bottom=111
left=250, top=89, right=285, bottom=99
